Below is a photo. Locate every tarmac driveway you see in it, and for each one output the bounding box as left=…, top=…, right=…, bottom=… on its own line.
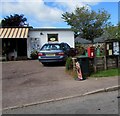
left=2, top=60, right=74, bottom=108
left=2, top=60, right=118, bottom=109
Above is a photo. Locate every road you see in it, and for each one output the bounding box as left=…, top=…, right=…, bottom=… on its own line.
left=3, top=90, right=119, bottom=114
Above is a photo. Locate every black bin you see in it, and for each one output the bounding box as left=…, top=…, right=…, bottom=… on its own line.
left=77, top=56, right=90, bottom=79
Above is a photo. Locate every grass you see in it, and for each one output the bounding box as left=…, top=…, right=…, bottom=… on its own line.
left=66, top=68, right=120, bottom=79
left=90, top=68, right=120, bottom=78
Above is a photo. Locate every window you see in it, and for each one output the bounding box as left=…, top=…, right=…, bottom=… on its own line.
left=65, top=43, right=70, bottom=50
left=41, top=44, right=61, bottom=50
left=48, top=34, right=58, bottom=42
left=61, top=43, right=70, bottom=50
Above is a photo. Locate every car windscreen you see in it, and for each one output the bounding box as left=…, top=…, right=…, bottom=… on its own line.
left=41, top=44, right=61, bottom=50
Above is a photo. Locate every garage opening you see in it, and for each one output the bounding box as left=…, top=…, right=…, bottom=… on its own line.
left=0, top=28, right=29, bottom=61
left=2, top=38, right=27, bottom=60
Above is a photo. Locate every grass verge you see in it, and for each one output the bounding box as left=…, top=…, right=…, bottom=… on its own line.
left=90, top=68, right=120, bottom=77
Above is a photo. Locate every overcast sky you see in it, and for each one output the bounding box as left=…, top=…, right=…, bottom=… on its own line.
left=0, top=0, right=119, bottom=28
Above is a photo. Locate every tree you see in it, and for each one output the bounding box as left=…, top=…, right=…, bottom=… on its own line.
left=62, top=6, right=110, bottom=42
left=117, top=23, right=120, bottom=39
left=1, top=14, right=28, bottom=27
left=104, top=22, right=120, bottom=40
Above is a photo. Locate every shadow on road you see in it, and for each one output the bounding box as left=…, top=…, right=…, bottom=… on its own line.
left=43, top=62, right=65, bottom=67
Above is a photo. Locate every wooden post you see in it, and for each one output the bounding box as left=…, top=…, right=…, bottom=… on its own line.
left=72, top=57, right=77, bottom=71
left=104, top=56, right=107, bottom=70
left=16, top=39, right=18, bottom=60
left=93, top=48, right=97, bottom=73
left=117, top=56, right=120, bottom=68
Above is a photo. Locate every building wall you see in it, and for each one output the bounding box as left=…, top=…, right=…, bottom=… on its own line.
left=27, top=29, right=74, bottom=58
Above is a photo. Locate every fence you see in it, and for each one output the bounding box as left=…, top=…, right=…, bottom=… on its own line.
left=94, top=56, right=120, bottom=72
left=72, top=55, right=120, bottom=75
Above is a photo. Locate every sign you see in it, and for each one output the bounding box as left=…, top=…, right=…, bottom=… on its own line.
left=106, top=41, right=120, bottom=56
left=50, top=38, right=56, bottom=42
left=113, top=42, right=119, bottom=55
left=109, top=50, right=112, bottom=55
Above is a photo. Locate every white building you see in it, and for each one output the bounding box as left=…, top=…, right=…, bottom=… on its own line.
left=27, top=28, right=74, bottom=58
left=0, top=27, right=74, bottom=60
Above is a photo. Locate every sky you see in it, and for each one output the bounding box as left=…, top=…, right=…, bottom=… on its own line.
left=0, top=0, right=119, bottom=28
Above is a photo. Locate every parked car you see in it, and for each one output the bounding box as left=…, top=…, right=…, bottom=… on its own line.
left=38, top=42, right=76, bottom=65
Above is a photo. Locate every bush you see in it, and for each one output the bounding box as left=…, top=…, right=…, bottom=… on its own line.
left=69, top=48, right=78, bottom=57
left=30, top=50, right=38, bottom=59
left=66, top=57, right=80, bottom=80
left=65, top=57, right=73, bottom=71
left=75, top=43, right=86, bottom=56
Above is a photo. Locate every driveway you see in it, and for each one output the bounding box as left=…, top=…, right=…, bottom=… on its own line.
left=2, top=60, right=73, bottom=108
left=2, top=60, right=118, bottom=109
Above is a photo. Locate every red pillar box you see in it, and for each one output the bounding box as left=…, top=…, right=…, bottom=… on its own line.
left=87, top=46, right=95, bottom=58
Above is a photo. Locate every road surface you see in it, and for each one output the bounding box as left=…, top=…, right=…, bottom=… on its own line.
left=3, top=90, right=119, bottom=114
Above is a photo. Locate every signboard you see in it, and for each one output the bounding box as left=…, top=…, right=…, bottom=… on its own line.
left=106, top=41, right=120, bottom=56
left=113, top=42, right=119, bottom=55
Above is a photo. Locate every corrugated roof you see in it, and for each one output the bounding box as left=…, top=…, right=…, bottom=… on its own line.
left=0, top=28, right=29, bottom=39
left=75, top=36, right=92, bottom=44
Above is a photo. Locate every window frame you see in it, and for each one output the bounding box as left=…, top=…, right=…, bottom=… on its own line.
left=47, top=34, right=58, bottom=42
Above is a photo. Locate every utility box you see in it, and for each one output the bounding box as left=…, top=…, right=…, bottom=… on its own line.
left=87, top=46, right=95, bottom=58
